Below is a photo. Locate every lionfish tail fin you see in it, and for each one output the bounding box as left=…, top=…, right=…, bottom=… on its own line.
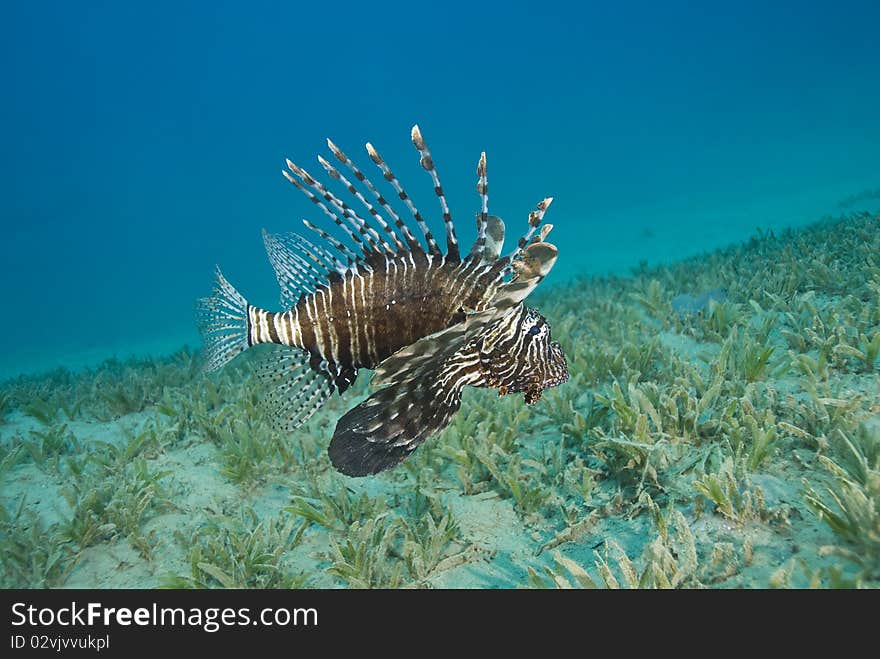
left=196, top=266, right=250, bottom=372
left=328, top=372, right=463, bottom=476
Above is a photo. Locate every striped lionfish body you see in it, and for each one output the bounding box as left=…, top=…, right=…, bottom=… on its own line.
left=198, top=126, right=569, bottom=476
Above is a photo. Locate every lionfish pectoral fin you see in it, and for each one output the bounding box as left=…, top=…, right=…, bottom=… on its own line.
left=255, top=345, right=335, bottom=432
left=335, top=308, right=490, bottom=475
left=493, top=275, right=546, bottom=308
left=328, top=376, right=463, bottom=477
left=372, top=307, right=498, bottom=387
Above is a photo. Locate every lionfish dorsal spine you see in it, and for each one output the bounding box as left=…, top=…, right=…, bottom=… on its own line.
left=316, top=153, right=402, bottom=254
left=283, top=161, right=381, bottom=261
left=293, top=231, right=350, bottom=277
left=365, top=141, right=443, bottom=257
left=327, top=138, right=423, bottom=254
left=317, top=154, right=392, bottom=253
left=297, top=156, right=392, bottom=258
left=300, top=218, right=361, bottom=271
left=467, top=151, right=490, bottom=265
left=411, top=124, right=459, bottom=261
left=514, top=197, right=554, bottom=255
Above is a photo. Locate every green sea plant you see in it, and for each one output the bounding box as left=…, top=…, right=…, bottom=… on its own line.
left=693, top=458, right=766, bottom=524
left=23, top=397, right=62, bottom=425
left=217, top=419, right=273, bottom=484
left=82, top=350, right=203, bottom=422
left=589, top=379, right=672, bottom=491
left=0, top=390, right=10, bottom=423
left=789, top=380, right=865, bottom=450
left=630, top=278, right=670, bottom=321
left=166, top=509, right=307, bottom=588
left=714, top=327, right=788, bottom=383
left=723, top=397, right=779, bottom=471
left=0, top=445, right=23, bottom=481
left=293, top=486, right=464, bottom=588
left=0, top=499, right=73, bottom=588
left=400, top=505, right=461, bottom=583
left=804, top=426, right=880, bottom=582
left=327, top=515, right=405, bottom=588
left=527, top=500, right=700, bottom=588
left=287, top=486, right=388, bottom=533
left=535, top=492, right=625, bottom=556
left=832, top=331, right=880, bottom=372
left=538, top=384, right=579, bottom=430
left=526, top=550, right=598, bottom=589
left=793, top=351, right=830, bottom=382
left=89, top=420, right=168, bottom=474
left=96, top=378, right=150, bottom=419
left=557, top=393, right=609, bottom=446
left=59, top=489, right=104, bottom=551
left=60, top=456, right=171, bottom=557
left=106, top=458, right=173, bottom=539
left=743, top=416, right=778, bottom=472
left=436, top=393, right=548, bottom=504
left=24, top=422, right=79, bottom=470
left=473, top=446, right=553, bottom=516
left=561, top=456, right=600, bottom=504
left=700, top=299, right=744, bottom=341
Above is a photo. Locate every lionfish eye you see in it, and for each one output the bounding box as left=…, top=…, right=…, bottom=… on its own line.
left=528, top=325, right=541, bottom=336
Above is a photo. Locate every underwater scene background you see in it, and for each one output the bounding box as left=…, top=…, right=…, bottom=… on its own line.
left=2, top=1, right=879, bottom=587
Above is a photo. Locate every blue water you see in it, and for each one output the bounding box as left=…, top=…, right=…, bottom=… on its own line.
left=2, top=0, right=879, bottom=379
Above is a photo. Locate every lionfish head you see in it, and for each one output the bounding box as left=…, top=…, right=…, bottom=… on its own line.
left=486, top=307, right=569, bottom=405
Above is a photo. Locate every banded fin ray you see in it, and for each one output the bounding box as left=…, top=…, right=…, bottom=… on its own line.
left=317, top=154, right=398, bottom=255
left=281, top=168, right=361, bottom=266
left=366, top=141, right=443, bottom=257
left=287, top=158, right=390, bottom=258
left=411, top=125, right=459, bottom=261
left=497, top=197, right=554, bottom=277
left=328, top=376, right=464, bottom=476
left=467, top=152, right=491, bottom=264
left=329, top=339, right=481, bottom=476
left=326, top=138, right=423, bottom=254
left=256, top=345, right=336, bottom=432
left=196, top=267, right=249, bottom=372
left=263, top=230, right=326, bottom=309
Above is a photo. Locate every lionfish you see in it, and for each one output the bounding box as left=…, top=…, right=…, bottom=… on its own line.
left=198, top=125, right=568, bottom=476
